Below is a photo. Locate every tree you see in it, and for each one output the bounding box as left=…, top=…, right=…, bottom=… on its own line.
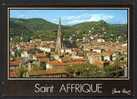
left=65, top=64, right=105, bottom=77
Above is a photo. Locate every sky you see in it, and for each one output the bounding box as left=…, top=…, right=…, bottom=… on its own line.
left=10, top=9, right=128, bottom=25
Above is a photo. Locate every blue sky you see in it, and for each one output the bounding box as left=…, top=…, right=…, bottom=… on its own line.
left=10, top=9, right=128, bottom=25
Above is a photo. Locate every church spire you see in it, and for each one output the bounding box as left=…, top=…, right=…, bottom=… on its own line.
left=59, top=17, right=61, bottom=27
left=55, top=18, right=63, bottom=55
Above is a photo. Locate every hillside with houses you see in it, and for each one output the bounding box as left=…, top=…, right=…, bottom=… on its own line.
left=10, top=18, right=127, bottom=42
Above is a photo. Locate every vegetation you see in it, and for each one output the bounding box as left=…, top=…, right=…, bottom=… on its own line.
left=65, top=64, right=104, bottom=77
left=10, top=18, right=127, bottom=42
left=16, top=65, right=28, bottom=77
left=65, top=63, right=125, bottom=78
left=104, top=65, right=124, bottom=77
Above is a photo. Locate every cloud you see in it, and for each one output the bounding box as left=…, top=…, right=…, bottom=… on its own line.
left=63, top=14, right=114, bottom=25
left=62, top=13, right=89, bottom=21
left=67, top=20, right=85, bottom=25
left=88, top=14, right=114, bottom=21
left=12, top=13, right=114, bottom=25
left=63, top=16, right=81, bottom=20
left=52, top=18, right=58, bottom=21
left=11, top=14, right=34, bottom=19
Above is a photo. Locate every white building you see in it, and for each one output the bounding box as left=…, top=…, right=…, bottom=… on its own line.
left=92, top=48, right=102, bottom=54
left=21, top=51, right=29, bottom=58
left=104, top=56, right=111, bottom=61
left=39, top=47, right=51, bottom=53
left=46, top=63, right=53, bottom=69
left=71, top=55, right=84, bottom=60
left=97, top=38, right=105, bottom=43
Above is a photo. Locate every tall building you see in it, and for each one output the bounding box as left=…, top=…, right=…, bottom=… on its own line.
left=55, top=18, right=63, bottom=55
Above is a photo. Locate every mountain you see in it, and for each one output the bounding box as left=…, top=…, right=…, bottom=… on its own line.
left=10, top=18, right=127, bottom=42
left=64, top=20, right=127, bottom=41
left=10, top=18, right=58, bottom=32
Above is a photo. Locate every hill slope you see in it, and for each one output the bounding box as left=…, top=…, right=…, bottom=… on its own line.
left=10, top=18, right=127, bottom=42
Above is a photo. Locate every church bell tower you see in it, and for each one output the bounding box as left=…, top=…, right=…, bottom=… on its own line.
left=55, top=18, right=63, bottom=55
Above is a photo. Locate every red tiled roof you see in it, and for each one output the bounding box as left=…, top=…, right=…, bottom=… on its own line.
left=48, top=60, right=64, bottom=66
left=95, top=60, right=103, bottom=65
left=107, top=49, right=113, bottom=55
left=29, top=65, right=66, bottom=75
left=38, top=58, right=48, bottom=62
left=10, top=71, right=17, bottom=77
left=35, top=53, right=47, bottom=58
left=68, top=61, right=84, bottom=64
left=10, top=59, right=21, bottom=66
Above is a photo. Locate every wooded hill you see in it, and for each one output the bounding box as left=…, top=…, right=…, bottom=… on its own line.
left=10, top=18, right=128, bottom=42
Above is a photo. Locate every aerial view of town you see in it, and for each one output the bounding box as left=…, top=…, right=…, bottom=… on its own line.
left=9, top=9, right=128, bottom=78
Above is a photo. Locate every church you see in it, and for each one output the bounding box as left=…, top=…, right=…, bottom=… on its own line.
left=55, top=18, right=77, bottom=56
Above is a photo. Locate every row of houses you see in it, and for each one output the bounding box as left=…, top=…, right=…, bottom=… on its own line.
left=9, top=37, right=127, bottom=77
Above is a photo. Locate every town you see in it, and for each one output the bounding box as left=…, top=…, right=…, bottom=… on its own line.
left=9, top=18, right=128, bottom=78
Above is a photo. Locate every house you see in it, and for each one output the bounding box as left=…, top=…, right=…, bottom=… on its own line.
left=27, top=62, right=32, bottom=72
left=103, top=56, right=111, bottom=61
left=39, top=47, right=51, bottom=53
left=90, top=36, right=94, bottom=40
left=46, top=63, right=53, bottom=69
left=61, top=49, right=65, bottom=54
left=10, top=59, right=21, bottom=70
left=21, top=51, right=29, bottom=58
left=35, top=52, right=47, bottom=58
left=87, top=54, right=102, bottom=64
left=65, top=48, right=72, bottom=54
left=87, top=53, right=104, bottom=68
left=92, top=48, right=104, bottom=54
left=10, top=50, right=15, bottom=57
left=29, top=65, right=67, bottom=77
left=122, top=43, right=127, bottom=47
left=71, top=55, right=84, bottom=60
left=47, top=60, right=64, bottom=66
left=101, top=49, right=112, bottom=62
left=10, top=70, right=17, bottom=77
left=97, top=38, right=105, bottom=43
left=38, top=57, right=48, bottom=63
left=53, top=54, right=62, bottom=62
left=68, top=59, right=85, bottom=65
